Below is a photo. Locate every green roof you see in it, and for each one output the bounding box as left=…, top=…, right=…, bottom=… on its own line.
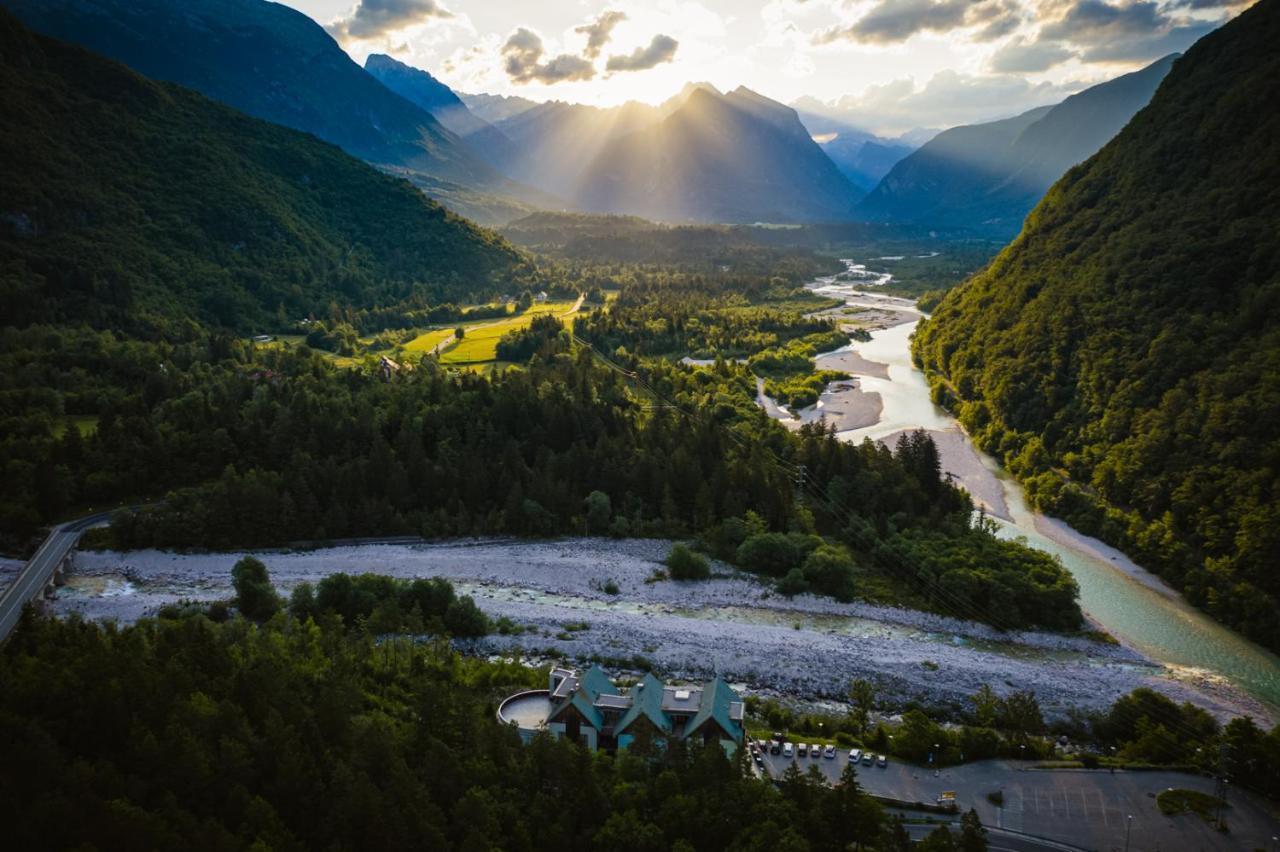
left=615, top=672, right=671, bottom=735
left=548, top=665, right=619, bottom=730
left=581, top=665, right=619, bottom=698
left=687, top=677, right=741, bottom=741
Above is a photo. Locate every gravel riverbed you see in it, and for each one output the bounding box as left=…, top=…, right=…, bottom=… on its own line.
left=49, top=539, right=1271, bottom=722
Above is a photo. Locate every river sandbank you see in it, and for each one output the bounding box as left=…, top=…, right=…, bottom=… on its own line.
left=46, top=539, right=1273, bottom=722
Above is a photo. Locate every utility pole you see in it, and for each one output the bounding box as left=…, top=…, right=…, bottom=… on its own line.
left=1214, top=743, right=1229, bottom=830
left=794, top=464, right=807, bottom=504
left=1124, top=814, right=1133, bottom=852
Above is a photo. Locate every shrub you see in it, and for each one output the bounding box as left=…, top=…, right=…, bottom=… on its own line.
left=231, top=556, right=280, bottom=621
left=777, top=567, right=809, bottom=597
left=667, top=543, right=710, bottom=580
left=736, top=533, right=802, bottom=576
left=444, top=596, right=490, bottom=638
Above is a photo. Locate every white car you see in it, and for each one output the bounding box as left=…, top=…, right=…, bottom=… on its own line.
left=783, top=742, right=794, bottom=758
left=824, top=745, right=837, bottom=759
left=849, top=749, right=862, bottom=764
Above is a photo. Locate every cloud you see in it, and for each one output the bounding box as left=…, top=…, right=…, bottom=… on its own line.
left=575, top=10, right=628, bottom=59
left=502, top=28, right=597, bottom=84
left=329, top=0, right=452, bottom=41
left=605, top=34, right=680, bottom=72
left=1030, top=0, right=1218, bottom=65
left=990, top=36, right=1075, bottom=71
left=829, top=68, right=1086, bottom=132
left=815, top=0, right=1022, bottom=45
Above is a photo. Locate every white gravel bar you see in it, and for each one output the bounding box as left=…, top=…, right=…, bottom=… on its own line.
left=49, top=538, right=1272, bottom=722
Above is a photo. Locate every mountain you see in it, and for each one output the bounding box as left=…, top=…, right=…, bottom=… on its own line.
left=912, top=1, right=1280, bottom=650
left=793, top=109, right=914, bottom=191
left=0, top=0, right=558, bottom=223
left=2, top=0, right=498, bottom=184
left=363, top=53, right=517, bottom=171
left=858, top=55, right=1176, bottom=236
left=0, top=9, right=522, bottom=332
left=574, top=87, right=864, bottom=223
left=460, top=91, right=540, bottom=125
left=489, top=99, right=661, bottom=198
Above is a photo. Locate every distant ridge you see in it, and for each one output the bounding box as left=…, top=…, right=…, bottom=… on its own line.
left=857, top=55, right=1177, bottom=236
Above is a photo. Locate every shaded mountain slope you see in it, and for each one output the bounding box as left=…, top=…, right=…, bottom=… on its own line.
left=859, top=56, right=1175, bottom=236
left=912, top=2, right=1280, bottom=650
left=0, top=10, right=523, bottom=332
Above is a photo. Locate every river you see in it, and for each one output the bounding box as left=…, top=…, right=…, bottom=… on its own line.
left=809, top=267, right=1280, bottom=718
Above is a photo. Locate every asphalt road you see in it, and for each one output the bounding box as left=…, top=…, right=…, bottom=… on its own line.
left=750, top=741, right=1280, bottom=850
left=0, top=511, right=114, bottom=642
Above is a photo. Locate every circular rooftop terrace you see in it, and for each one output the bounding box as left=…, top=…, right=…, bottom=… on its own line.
left=497, top=690, right=553, bottom=732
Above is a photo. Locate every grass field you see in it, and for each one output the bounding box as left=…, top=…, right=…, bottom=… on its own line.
left=1155, top=788, right=1225, bottom=821
left=439, top=300, right=579, bottom=364
left=52, top=415, right=100, bottom=438
left=402, top=328, right=456, bottom=355
left=242, top=298, right=583, bottom=369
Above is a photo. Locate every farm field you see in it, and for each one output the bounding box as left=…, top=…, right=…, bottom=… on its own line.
left=438, top=299, right=580, bottom=364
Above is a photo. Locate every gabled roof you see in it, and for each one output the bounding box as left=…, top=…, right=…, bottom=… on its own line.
left=581, top=665, right=620, bottom=698
left=548, top=664, right=621, bottom=730
left=616, top=672, right=672, bottom=735
left=687, top=677, right=743, bottom=740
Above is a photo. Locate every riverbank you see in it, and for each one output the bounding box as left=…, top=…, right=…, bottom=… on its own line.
left=48, top=539, right=1274, bottom=723
left=779, top=263, right=1280, bottom=717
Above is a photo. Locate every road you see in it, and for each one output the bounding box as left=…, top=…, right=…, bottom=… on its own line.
left=752, top=743, right=1280, bottom=850
left=0, top=511, right=113, bottom=642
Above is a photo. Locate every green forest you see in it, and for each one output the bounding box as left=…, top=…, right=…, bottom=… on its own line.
left=912, top=0, right=1280, bottom=651
left=0, top=11, right=525, bottom=335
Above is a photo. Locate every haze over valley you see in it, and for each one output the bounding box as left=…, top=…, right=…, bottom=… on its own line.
left=2, top=1, right=1278, bottom=850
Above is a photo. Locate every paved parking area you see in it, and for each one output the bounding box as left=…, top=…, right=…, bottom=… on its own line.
left=748, top=742, right=1280, bottom=850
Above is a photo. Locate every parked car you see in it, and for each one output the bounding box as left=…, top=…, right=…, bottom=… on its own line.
left=861, top=751, right=874, bottom=766
left=877, top=755, right=888, bottom=767
left=824, top=745, right=836, bottom=759
left=783, top=742, right=794, bottom=758
left=812, top=745, right=823, bottom=758
left=849, top=749, right=862, bottom=764
left=797, top=743, right=808, bottom=757
left=771, top=740, right=782, bottom=755
left=773, top=731, right=786, bottom=743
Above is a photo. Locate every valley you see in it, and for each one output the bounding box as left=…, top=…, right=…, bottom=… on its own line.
left=1, top=1, right=1277, bottom=849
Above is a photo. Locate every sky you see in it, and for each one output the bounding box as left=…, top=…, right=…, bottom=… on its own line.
left=281, top=0, right=1250, bottom=134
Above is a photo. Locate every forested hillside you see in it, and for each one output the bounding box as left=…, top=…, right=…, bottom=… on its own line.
left=2, top=0, right=494, bottom=185
left=913, top=0, right=1280, bottom=650
left=0, top=12, right=523, bottom=332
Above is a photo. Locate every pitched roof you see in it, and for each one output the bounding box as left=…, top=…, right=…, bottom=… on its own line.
left=548, top=664, right=621, bottom=730
left=687, top=677, right=743, bottom=740
left=615, top=672, right=672, bottom=735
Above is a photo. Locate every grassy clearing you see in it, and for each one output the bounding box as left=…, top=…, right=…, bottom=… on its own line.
left=1155, top=788, right=1225, bottom=821
left=402, top=328, right=456, bottom=355
left=440, top=300, right=578, bottom=364
left=52, top=415, right=99, bottom=438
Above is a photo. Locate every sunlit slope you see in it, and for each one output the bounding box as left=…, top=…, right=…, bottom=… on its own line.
left=575, top=87, right=864, bottom=224
left=912, top=0, right=1280, bottom=650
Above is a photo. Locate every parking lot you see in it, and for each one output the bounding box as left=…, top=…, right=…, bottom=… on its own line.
left=748, top=740, right=1280, bottom=851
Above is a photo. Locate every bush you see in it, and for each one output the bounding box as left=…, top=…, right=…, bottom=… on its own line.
left=801, top=544, right=858, bottom=601
left=667, top=543, right=710, bottom=580
left=444, top=596, right=490, bottom=638
left=777, top=567, right=809, bottom=597
left=231, top=556, right=280, bottom=621
left=736, top=532, right=802, bottom=576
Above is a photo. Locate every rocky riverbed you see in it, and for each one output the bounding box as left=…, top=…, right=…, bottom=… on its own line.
left=48, top=539, right=1272, bottom=722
